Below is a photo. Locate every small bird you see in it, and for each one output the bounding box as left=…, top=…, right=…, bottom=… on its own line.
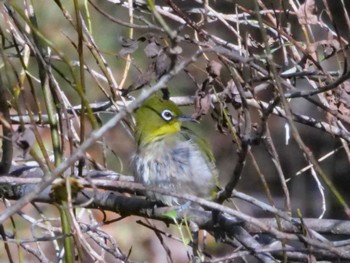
left=133, top=94, right=218, bottom=206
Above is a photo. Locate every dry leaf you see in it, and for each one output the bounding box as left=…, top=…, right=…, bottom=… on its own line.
left=226, top=79, right=242, bottom=108
left=144, top=41, right=161, bottom=58
left=297, top=0, right=318, bottom=25
left=343, top=80, right=350, bottom=93
left=192, top=91, right=212, bottom=119
left=211, top=104, right=231, bottom=135
left=12, top=126, right=35, bottom=159
left=325, top=80, right=350, bottom=120
left=123, top=64, right=154, bottom=95
left=337, top=81, right=350, bottom=117
left=316, top=33, right=340, bottom=59
left=206, top=60, right=222, bottom=78
left=118, top=36, right=139, bottom=57
left=155, top=50, right=171, bottom=79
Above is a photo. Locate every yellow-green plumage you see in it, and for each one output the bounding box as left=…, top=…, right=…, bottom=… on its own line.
left=133, top=95, right=217, bottom=206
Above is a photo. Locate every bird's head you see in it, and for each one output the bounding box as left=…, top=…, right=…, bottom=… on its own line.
left=135, top=95, right=191, bottom=145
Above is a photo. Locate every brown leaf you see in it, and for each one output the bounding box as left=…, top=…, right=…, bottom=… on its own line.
left=206, top=60, right=222, bottom=78
left=118, top=36, right=139, bottom=57
left=315, top=33, right=340, bottom=59
left=247, top=34, right=263, bottom=48
left=338, top=102, right=350, bottom=117
left=144, top=41, right=161, bottom=58
left=155, top=50, right=171, bottom=79
left=297, top=0, right=318, bottom=25
left=192, top=91, right=212, bottom=120
left=325, top=80, right=350, bottom=119
left=342, top=80, right=350, bottom=93
left=338, top=81, right=350, bottom=107
left=306, top=42, right=318, bottom=61
left=123, top=64, right=154, bottom=95
left=211, top=104, right=231, bottom=135
left=13, top=126, right=35, bottom=159
left=226, top=79, right=242, bottom=108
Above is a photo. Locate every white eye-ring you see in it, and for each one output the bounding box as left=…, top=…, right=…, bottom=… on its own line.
left=161, top=109, right=174, bottom=121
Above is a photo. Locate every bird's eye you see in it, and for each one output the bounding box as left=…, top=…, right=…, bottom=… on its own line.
left=161, top=109, right=174, bottom=121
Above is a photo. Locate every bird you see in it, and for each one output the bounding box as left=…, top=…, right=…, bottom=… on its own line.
left=133, top=94, right=218, bottom=206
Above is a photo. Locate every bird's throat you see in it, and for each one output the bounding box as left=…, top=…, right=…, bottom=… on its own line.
left=143, top=122, right=181, bottom=144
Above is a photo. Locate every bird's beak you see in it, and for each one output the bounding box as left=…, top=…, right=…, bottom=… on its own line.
left=178, top=116, right=200, bottom=123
